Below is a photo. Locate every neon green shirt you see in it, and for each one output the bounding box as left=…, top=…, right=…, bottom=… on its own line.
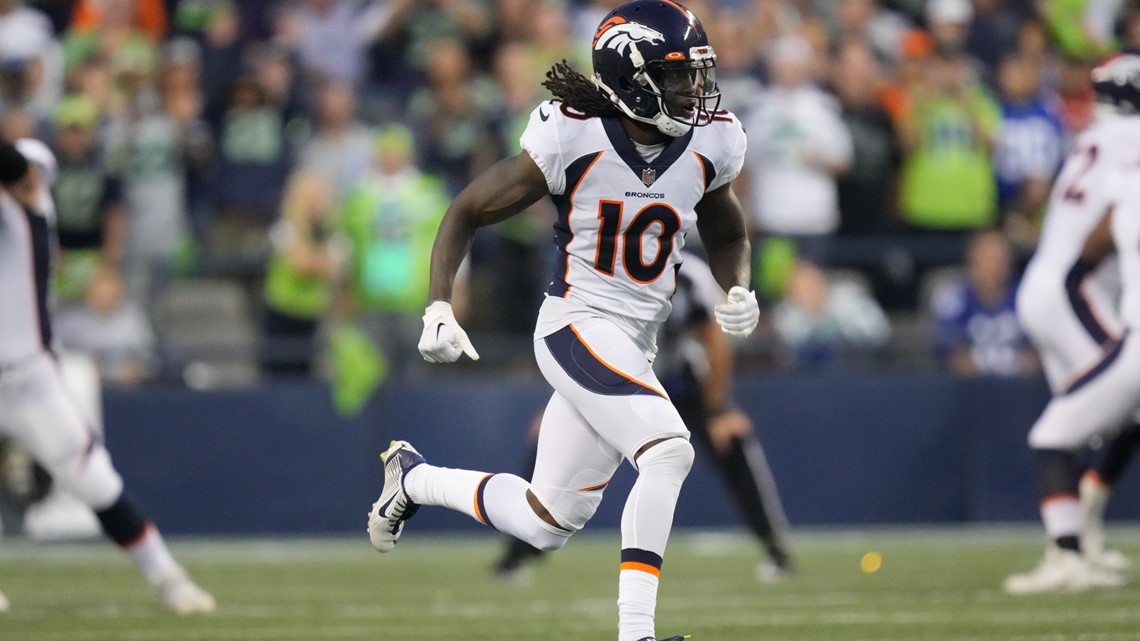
left=900, top=89, right=1001, bottom=230
left=339, top=170, right=448, bottom=313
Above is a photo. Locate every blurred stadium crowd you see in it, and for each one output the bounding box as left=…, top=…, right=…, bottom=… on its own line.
left=3, top=0, right=1139, bottom=389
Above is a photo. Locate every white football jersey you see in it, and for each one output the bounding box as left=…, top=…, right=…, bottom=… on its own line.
left=1026, top=114, right=1140, bottom=281
left=0, top=191, right=56, bottom=363
left=1108, top=165, right=1140, bottom=329
left=521, top=100, right=746, bottom=330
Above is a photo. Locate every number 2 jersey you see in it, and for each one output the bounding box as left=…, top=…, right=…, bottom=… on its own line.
left=1017, top=113, right=1140, bottom=386
left=521, top=101, right=746, bottom=354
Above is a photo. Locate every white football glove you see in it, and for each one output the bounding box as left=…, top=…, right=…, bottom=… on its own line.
left=418, top=301, right=480, bottom=363
left=714, top=286, right=760, bottom=338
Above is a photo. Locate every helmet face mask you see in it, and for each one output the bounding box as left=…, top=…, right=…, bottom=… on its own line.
left=591, top=1, right=720, bottom=137
left=1091, top=53, right=1140, bottom=115
left=644, top=49, right=721, bottom=127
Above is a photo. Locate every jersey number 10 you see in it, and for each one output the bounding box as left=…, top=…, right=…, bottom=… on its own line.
left=594, top=201, right=681, bottom=283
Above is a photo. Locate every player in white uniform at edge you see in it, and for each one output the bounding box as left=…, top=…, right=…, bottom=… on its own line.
left=366, top=2, right=757, bottom=640
left=1005, top=54, right=1140, bottom=594
left=0, top=139, right=214, bottom=614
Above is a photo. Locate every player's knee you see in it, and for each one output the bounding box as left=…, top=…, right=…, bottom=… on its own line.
left=59, top=446, right=124, bottom=509
left=530, top=528, right=572, bottom=552
left=635, top=437, right=694, bottom=479
left=521, top=498, right=575, bottom=551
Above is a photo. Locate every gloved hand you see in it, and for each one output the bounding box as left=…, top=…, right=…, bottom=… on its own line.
left=418, top=301, right=480, bottom=363
left=714, top=286, right=759, bottom=338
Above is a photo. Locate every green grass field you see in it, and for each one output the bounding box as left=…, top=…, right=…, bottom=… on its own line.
left=2, top=526, right=1138, bottom=641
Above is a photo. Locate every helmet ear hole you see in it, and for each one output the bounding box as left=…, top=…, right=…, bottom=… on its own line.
left=619, top=77, right=633, bottom=91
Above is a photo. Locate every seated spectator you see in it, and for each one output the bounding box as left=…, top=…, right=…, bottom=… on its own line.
left=993, top=53, right=1064, bottom=253
left=55, top=269, right=155, bottom=388
left=260, top=170, right=342, bottom=377
left=897, top=47, right=1000, bottom=232
left=338, top=124, right=449, bottom=376
left=742, top=34, right=852, bottom=262
left=930, top=230, right=1038, bottom=377
left=772, top=259, right=892, bottom=368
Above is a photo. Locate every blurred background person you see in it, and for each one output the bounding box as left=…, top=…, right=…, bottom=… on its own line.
left=297, top=80, right=372, bottom=202
left=930, top=230, right=1038, bottom=377
left=993, top=53, right=1065, bottom=256
left=56, top=267, right=155, bottom=388
left=771, top=259, right=892, bottom=368
left=405, top=36, right=497, bottom=197
left=207, top=73, right=291, bottom=268
left=0, top=0, right=62, bottom=126
left=743, top=33, right=852, bottom=264
left=260, top=169, right=342, bottom=378
left=49, top=93, right=126, bottom=306
left=337, top=124, right=449, bottom=378
left=831, top=39, right=903, bottom=237
left=897, top=47, right=1000, bottom=234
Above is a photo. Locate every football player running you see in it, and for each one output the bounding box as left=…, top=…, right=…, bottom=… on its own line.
left=367, top=2, right=755, bottom=640
left=1005, top=53, right=1140, bottom=594
left=0, top=139, right=214, bottom=614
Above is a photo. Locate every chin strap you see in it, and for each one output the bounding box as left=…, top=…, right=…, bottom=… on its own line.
left=591, top=75, right=691, bottom=138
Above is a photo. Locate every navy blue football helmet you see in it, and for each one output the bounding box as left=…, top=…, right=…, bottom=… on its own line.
left=591, top=0, right=721, bottom=137
left=1091, top=53, right=1140, bottom=115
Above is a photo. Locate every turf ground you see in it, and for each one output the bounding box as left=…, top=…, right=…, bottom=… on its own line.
left=1, top=526, right=1138, bottom=641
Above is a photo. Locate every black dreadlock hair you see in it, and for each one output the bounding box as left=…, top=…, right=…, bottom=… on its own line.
left=542, top=60, right=621, bottom=118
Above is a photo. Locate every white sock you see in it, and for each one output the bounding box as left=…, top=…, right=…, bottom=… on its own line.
left=404, top=464, right=490, bottom=521
left=618, top=570, right=659, bottom=641
left=1041, top=495, right=1083, bottom=541
left=125, top=524, right=183, bottom=585
left=405, top=466, right=572, bottom=548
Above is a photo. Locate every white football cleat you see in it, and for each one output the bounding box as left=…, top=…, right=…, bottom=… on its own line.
left=1087, top=547, right=1133, bottom=576
left=151, top=573, right=216, bottom=614
left=0, top=588, right=9, bottom=613
left=1003, top=547, right=1127, bottom=595
left=368, top=440, right=425, bottom=553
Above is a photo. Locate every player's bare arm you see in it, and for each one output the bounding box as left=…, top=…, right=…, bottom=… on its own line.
left=696, top=183, right=760, bottom=338
left=419, top=152, right=548, bottom=363
left=426, top=152, right=549, bottom=303
left=694, top=182, right=750, bottom=292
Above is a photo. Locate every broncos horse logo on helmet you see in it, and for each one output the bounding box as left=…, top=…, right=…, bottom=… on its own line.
left=593, top=17, right=665, bottom=56
left=591, top=0, right=721, bottom=138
